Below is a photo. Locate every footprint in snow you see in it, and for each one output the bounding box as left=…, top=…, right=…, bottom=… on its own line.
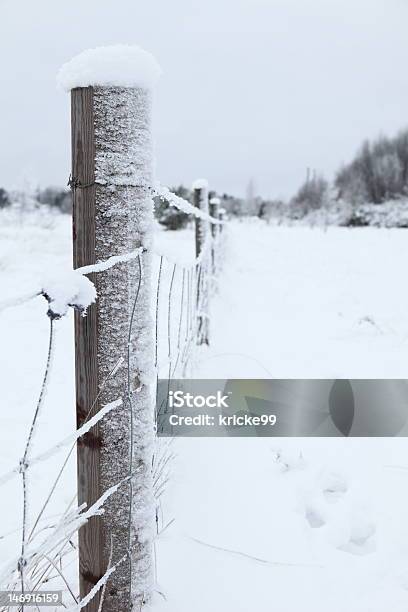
left=320, top=471, right=348, bottom=502
left=305, top=505, right=326, bottom=529
left=271, top=448, right=306, bottom=473
left=338, top=515, right=377, bottom=555
left=270, top=449, right=376, bottom=555
left=303, top=494, right=376, bottom=555
left=303, top=469, right=376, bottom=555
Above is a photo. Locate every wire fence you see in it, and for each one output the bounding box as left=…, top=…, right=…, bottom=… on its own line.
left=0, top=184, right=227, bottom=611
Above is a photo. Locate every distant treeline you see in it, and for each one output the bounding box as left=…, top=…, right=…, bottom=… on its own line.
left=0, top=183, right=251, bottom=229
left=289, top=128, right=408, bottom=219
left=2, top=128, right=408, bottom=227
left=336, top=130, right=408, bottom=204
left=0, top=186, right=71, bottom=213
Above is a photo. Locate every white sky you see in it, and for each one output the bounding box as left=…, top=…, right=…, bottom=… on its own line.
left=1, top=0, right=407, bottom=199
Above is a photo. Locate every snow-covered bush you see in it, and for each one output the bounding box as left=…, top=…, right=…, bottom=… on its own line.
left=345, top=199, right=408, bottom=228
left=290, top=174, right=329, bottom=218
left=298, top=198, right=354, bottom=227
left=297, top=198, right=408, bottom=228
left=336, top=130, right=408, bottom=204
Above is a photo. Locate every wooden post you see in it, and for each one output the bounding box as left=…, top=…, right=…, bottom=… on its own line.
left=72, top=84, right=155, bottom=611
left=209, top=196, right=220, bottom=277
left=193, top=182, right=209, bottom=259
left=219, top=208, right=226, bottom=232
left=72, top=87, right=101, bottom=611
left=193, top=180, right=210, bottom=345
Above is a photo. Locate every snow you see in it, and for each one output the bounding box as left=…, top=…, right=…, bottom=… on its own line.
left=198, top=219, right=408, bottom=378
left=192, top=178, right=209, bottom=190
left=0, top=269, right=96, bottom=321
left=57, top=45, right=161, bottom=92
left=66, top=556, right=123, bottom=612
left=1, top=398, right=122, bottom=484
left=0, top=290, right=40, bottom=313
left=154, top=437, right=408, bottom=612
left=155, top=184, right=224, bottom=225
left=76, top=246, right=144, bottom=275
left=290, top=197, right=408, bottom=228
left=42, top=270, right=96, bottom=318
left=152, top=220, right=408, bottom=611
left=2, top=211, right=408, bottom=610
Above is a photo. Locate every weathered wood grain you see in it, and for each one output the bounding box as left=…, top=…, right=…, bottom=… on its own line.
left=71, top=87, right=103, bottom=612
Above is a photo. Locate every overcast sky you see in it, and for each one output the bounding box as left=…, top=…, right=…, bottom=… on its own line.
left=1, top=0, right=407, bottom=199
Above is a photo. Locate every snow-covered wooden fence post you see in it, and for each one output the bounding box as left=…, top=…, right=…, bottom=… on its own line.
left=58, top=46, right=160, bottom=612
left=209, top=196, right=220, bottom=276
left=193, top=179, right=210, bottom=345
left=219, top=208, right=226, bottom=232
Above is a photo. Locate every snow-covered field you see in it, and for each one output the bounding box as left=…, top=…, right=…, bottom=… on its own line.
left=202, top=219, right=408, bottom=378
left=1, top=211, right=408, bottom=610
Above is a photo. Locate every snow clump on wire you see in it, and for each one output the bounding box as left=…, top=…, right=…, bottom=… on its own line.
left=42, top=271, right=97, bottom=319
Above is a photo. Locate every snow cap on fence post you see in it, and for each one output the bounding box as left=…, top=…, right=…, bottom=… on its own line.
left=59, top=44, right=160, bottom=612
left=57, top=44, right=161, bottom=91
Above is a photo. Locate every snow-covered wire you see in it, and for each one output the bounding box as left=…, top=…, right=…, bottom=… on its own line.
left=26, top=357, right=124, bottom=544
left=76, top=247, right=144, bottom=275
left=155, top=256, right=164, bottom=372
left=0, top=248, right=144, bottom=320
left=126, top=252, right=143, bottom=606
left=0, top=398, right=123, bottom=486
left=19, top=316, right=55, bottom=601
left=171, top=267, right=186, bottom=378
left=154, top=183, right=225, bottom=225
left=0, top=291, right=41, bottom=313
left=66, top=552, right=127, bottom=612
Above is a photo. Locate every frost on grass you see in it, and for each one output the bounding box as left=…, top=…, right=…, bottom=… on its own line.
left=57, top=44, right=161, bottom=91
left=42, top=270, right=96, bottom=319
left=0, top=479, right=127, bottom=591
